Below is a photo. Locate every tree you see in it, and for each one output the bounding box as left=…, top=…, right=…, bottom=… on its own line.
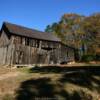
left=45, top=13, right=85, bottom=47
left=81, top=13, right=100, bottom=55
left=45, top=25, right=53, bottom=33
left=45, top=13, right=100, bottom=61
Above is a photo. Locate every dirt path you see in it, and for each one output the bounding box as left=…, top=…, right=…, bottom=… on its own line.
left=0, top=72, right=21, bottom=80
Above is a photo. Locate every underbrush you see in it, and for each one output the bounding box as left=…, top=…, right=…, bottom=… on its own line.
left=81, top=54, right=100, bottom=62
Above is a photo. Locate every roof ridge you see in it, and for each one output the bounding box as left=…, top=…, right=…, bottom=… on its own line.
left=3, top=21, right=61, bottom=42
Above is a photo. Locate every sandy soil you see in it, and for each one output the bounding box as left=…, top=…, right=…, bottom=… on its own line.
left=0, top=72, right=21, bottom=80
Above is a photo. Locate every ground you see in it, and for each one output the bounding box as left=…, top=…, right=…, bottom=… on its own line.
left=0, top=65, right=100, bottom=100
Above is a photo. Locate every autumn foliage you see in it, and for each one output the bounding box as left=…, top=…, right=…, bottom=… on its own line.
left=45, top=13, right=100, bottom=61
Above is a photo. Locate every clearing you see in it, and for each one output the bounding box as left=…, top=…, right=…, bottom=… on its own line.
left=0, top=65, right=100, bottom=100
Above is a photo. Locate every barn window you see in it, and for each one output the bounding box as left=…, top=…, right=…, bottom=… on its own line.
left=20, top=37, right=23, bottom=44
left=36, top=40, right=39, bottom=48
left=33, top=40, right=36, bottom=47
left=25, top=38, right=29, bottom=46
left=30, top=39, right=37, bottom=47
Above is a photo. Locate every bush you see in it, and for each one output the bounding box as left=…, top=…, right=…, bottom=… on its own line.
left=81, top=54, right=96, bottom=62
left=95, top=54, right=100, bottom=61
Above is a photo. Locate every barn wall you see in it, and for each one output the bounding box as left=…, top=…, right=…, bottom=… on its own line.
left=0, top=31, right=75, bottom=65
left=10, top=35, right=61, bottom=64
left=0, top=46, right=7, bottom=65
left=12, top=44, right=51, bottom=64
left=0, top=31, right=14, bottom=65
left=0, top=43, right=75, bottom=65
left=12, top=44, right=62, bottom=64
left=0, top=31, right=10, bottom=47
left=0, top=44, right=14, bottom=65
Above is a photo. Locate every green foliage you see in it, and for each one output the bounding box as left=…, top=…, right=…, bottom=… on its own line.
left=45, top=25, right=52, bottom=33
left=45, top=13, right=100, bottom=60
left=17, top=67, right=30, bottom=73
left=81, top=55, right=96, bottom=62
left=95, top=54, right=100, bottom=61
left=45, top=13, right=84, bottom=46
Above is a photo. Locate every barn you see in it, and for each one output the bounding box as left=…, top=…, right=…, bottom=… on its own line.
left=0, top=22, right=75, bottom=65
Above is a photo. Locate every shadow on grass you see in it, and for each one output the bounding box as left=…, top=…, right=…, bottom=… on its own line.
left=15, top=78, right=93, bottom=100
left=59, top=68, right=100, bottom=92
left=29, top=66, right=100, bottom=74
left=15, top=78, right=70, bottom=100
left=15, top=66, right=100, bottom=100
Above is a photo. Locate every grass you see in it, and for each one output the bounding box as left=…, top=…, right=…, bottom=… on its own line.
left=16, top=67, right=31, bottom=73
left=0, top=66, right=100, bottom=100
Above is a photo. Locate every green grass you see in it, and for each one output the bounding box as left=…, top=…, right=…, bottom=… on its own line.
left=17, top=67, right=31, bottom=74
left=0, top=66, right=100, bottom=100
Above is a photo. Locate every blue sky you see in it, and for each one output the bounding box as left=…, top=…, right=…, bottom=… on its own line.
left=0, top=0, right=100, bottom=31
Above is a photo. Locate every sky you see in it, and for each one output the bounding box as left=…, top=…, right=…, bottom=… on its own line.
left=0, top=0, right=100, bottom=31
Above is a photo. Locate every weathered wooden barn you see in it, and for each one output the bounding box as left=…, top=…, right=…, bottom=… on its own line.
left=0, top=22, right=75, bottom=65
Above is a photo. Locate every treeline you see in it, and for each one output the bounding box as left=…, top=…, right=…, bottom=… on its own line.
left=45, top=13, right=100, bottom=61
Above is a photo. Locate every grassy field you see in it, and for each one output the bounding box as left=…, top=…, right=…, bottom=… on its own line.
left=0, top=66, right=100, bottom=100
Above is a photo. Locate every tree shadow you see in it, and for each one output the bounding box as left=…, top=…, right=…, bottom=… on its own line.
left=15, top=78, right=70, bottom=100
left=29, top=66, right=100, bottom=74
left=29, top=66, right=71, bottom=73
left=70, top=90, right=93, bottom=100
left=59, top=68, right=100, bottom=92
left=15, top=78, right=93, bottom=100
left=15, top=66, right=100, bottom=100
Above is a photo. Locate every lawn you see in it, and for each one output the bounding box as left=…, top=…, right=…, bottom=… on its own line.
left=0, top=66, right=100, bottom=100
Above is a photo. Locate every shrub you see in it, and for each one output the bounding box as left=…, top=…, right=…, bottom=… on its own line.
left=95, top=54, right=100, bottom=61
left=81, top=54, right=96, bottom=62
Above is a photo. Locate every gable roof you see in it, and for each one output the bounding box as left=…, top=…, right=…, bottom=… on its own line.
left=2, top=22, right=61, bottom=42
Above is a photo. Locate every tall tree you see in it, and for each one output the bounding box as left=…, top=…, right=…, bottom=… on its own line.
left=45, top=13, right=100, bottom=56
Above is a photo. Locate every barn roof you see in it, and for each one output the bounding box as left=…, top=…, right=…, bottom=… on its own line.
left=2, top=22, right=61, bottom=42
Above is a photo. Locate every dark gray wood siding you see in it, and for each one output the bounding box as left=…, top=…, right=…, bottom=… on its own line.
left=0, top=28, right=75, bottom=65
